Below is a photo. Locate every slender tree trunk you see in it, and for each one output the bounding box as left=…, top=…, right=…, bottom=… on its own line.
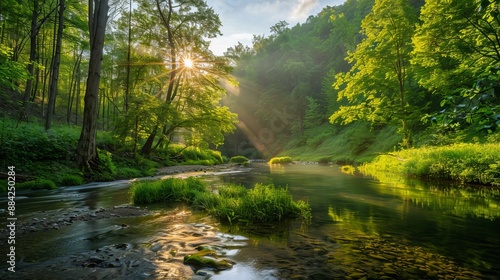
left=75, top=0, right=109, bottom=171
left=46, top=0, right=65, bottom=130
left=124, top=0, right=132, bottom=113
left=20, top=0, right=39, bottom=121
left=75, top=70, right=81, bottom=125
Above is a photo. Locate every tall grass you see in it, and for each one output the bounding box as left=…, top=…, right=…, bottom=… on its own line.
left=130, top=177, right=311, bottom=223
left=361, top=143, right=500, bottom=186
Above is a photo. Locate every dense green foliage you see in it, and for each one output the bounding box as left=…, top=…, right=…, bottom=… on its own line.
left=0, top=0, right=237, bottom=177
left=361, top=143, right=500, bottom=186
left=130, top=177, right=311, bottom=223
left=222, top=0, right=500, bottom=165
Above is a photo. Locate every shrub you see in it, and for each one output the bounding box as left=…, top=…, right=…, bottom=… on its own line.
left=17, top=179, right=57, bottom=190
left=116, top=167, right=142, bottom=179
left=269, top=156, right=293, bottom=164
left=88, top=149, right=117, bottom=181
left=58, top=174, right=84, bottom=186
left=340, top=165, right=356, bottom=175
left=229, top=156, right=249, bottom=164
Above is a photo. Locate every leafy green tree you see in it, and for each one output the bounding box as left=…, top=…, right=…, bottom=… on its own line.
left=412, top=0, right=500, bottom=133
left=330, top=0, right=418, bottom=148
left=0, top=44, right=29, bottom=92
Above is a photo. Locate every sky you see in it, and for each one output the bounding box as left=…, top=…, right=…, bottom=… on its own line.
left=205, top=0, right=347, bottom=55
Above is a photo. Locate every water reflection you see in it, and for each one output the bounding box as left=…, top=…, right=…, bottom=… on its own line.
left=364, top=170, right=500, bottom=220
left=216, top=163, right=500, bottom=278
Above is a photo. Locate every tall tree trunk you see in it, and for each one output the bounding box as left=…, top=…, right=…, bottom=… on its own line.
left=141, top=0, right=176, bottom=156
left=45, top=0, right=65, bottom=130
left=67, top=49, right=82, bottom=123
left=124, top=0, right=132, bottom=113
left=20, top=0, right=39, bottom=121
left=75, top=0, right=109, bottom=171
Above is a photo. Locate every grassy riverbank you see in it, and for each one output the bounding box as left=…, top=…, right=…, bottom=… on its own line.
left=360, top=143, right=500, bottom=186
left=0, top=118, right=225, bottom=191
left=130, top=177, right=311, bottom=223
left=271, top=118, right=500, bottom=186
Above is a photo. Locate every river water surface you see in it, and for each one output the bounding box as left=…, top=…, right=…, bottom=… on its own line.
left=1, top=163, right=499, bottom=279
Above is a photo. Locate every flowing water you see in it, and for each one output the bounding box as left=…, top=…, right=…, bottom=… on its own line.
left=1, top=164, right=499, bottom=279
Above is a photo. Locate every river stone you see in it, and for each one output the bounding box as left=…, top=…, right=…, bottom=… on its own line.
left=369, top=254, right=389, bottom=261
left=347, top=272, right=366, bottom=278
left=89, top=256, right=105, bottom=264
left=150, top=243, right=163, bottom=252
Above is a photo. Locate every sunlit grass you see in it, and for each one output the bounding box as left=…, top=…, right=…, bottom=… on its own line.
left=130, top=177, right=311, bottom=223
left=361, top=143, right=500, bottom=186
left=269, top=156, right=293, bottom=164
left=340, top=165, right=356, bottom=175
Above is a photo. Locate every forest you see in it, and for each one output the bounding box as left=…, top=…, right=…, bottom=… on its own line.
left=1, top=0, right=499, bottom=186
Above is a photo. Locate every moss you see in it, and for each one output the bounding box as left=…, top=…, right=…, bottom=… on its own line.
left=229, top=155, right=249, bottom=164
left=269, top=156, right=293, bottom=164
left=183, top=250, right=234, bottom=271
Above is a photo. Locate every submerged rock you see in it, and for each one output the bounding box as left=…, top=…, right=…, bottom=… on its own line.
left=183, top=249, right=236, bottom=271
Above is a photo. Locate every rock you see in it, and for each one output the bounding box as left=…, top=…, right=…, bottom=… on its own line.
left=369, top=254, right=389, bottom=261
left=150, top=244, right=163, bottom=252
left=114, top=243, right=128, bottom=250
left=347, top=272, right=367, bottom=279
left=88, top=256, right=105, bottom=264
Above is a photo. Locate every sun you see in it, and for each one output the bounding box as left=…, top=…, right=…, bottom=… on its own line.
left=184, top=58, right=194, bottom=68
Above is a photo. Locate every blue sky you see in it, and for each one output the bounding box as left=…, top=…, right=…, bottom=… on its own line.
left=206, top=0, right=347, bottom=55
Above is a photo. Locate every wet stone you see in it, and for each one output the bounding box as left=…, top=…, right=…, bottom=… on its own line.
left=150, top=244, right=163, bottom=252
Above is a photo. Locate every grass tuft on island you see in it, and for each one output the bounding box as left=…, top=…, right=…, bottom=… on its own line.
left=130, top=177, right=311, bottom=223
left=361, top=143, right=500, bottom=186
left=269, top=156, right=293, bottom=165
left=229, top=155, right=249, bottom=164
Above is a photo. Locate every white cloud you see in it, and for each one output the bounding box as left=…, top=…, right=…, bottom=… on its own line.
left=210, top=33, right=254, bottom=55
left=290, top=0, right=319, bottom=20
left=205, top=0, right=347, bottom=55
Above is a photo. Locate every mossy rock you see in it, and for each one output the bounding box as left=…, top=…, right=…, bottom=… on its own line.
left=183, top=249, right=235, bottom=271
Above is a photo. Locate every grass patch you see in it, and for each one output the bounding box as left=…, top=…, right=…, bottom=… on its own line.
left=362, top=143, right=500, bottom=186
left=269, top=156, right=293, bottom=165
left=130, top=177, right=311, bottom=223
left=58, top=174, right=84, bottom=186
left=229, top=155, right=249, bottom=164
left=16, top=179, right=57, bottom=190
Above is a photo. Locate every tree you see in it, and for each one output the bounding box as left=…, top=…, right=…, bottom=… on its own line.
left=75, top=0, right=109, bottom=172
left=330, top=0, right=417, bottom=148
left=138, top=0, right=226, bottom=156
left=412, top=0, right=500, bottom=133
left=45, top=0, right=65, bottom=130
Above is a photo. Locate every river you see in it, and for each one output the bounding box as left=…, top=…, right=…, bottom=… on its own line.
left=1, top=163, right=499, bottom=279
